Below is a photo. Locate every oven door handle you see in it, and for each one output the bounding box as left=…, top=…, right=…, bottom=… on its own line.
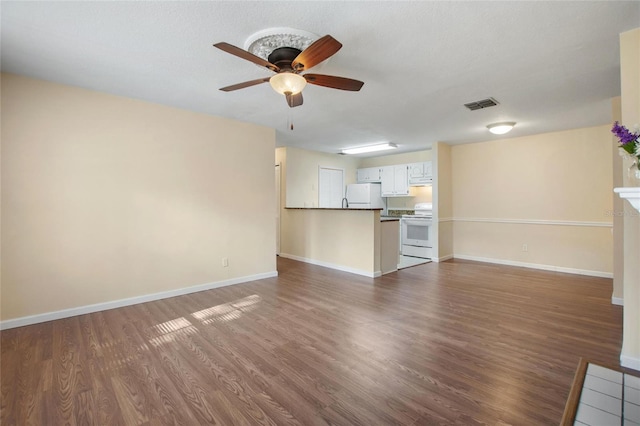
left=403, top=219, right=432, bottom=226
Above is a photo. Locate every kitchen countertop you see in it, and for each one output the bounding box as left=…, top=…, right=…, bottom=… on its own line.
left=285, top=207, right=383, bottom=211
left=380, top=216, right=400, bottom=222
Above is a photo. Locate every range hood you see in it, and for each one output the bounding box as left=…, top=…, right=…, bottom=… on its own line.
left=409, top=177, right=433, bottom=186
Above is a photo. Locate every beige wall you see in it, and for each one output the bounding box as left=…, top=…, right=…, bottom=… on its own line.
left=612, top=96, right=624, bottom=302
left=284, top=146, right=359, bottom=208
left=276, top=147, right=287, bottom=210
left=1, top=73, right=276, bottom=322
left=619, top=28, right=640, bottom=370
left=451, top=125, right=613, bottom=275
left=380, top=220, right=400, bottom=274
left=434, top=142, right=453, bottom=260
left=280, top=209, right=381, bottom=276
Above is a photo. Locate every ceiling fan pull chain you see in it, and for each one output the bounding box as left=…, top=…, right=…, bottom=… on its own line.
left=287, top=111, right=294, bottom=131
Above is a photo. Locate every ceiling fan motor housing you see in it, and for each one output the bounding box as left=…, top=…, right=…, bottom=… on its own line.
left=268, top=47, right=302, bottom=72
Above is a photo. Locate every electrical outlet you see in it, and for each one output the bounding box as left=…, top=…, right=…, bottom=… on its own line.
left=222, top=257, right=229, bottom=267
left=522, top=244, right=528, bottom=252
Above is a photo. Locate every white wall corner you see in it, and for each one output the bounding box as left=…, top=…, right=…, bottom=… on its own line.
left=611, top=296, right=624, bottom=306
left=621, top=354, right=640, bottom=372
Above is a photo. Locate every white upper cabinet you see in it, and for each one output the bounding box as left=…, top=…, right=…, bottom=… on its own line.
left=408, top=161, right=432, bottom=178
left=380, top=166, right=394, bottom=194
left=408, top=161, right=433, bottom=185
left=360, top=160, right=431, bottom=194
left=394, top=165, right=409, bottom=195
left=381, top=165, right=409, bottom=196
left=356, top=167, right=382, bottom=183
left=424, top=161, right=433, bottom=178
left=408, top=162, right=425, bottom=179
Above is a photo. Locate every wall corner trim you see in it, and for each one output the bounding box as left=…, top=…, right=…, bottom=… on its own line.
left=0, top=271, right=279, bottom=330
left=621, top=355, right=640, bottom=372
left=434, top=254, right=454, bottom=263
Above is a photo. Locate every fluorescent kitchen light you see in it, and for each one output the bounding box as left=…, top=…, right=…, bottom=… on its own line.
left=341, top=143, right=397, bottom=155
left=487, top=122, right=516, bottom=135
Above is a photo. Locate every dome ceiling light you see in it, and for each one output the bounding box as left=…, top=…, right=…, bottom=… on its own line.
left=487, top=122, right=516, bottom=135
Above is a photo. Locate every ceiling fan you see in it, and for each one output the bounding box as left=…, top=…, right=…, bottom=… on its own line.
left=213, top=35, right=364, bottom=108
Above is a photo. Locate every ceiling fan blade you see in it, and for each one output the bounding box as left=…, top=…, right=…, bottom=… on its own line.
left=291, top=35, right=342, bottom=71
left=285, top=92, right=303, bottom=108
left=219, top=77, right=271, bottom=92
left=214, top=42, right=280, bottom=72
left=304, top=74, right=364, bottom=91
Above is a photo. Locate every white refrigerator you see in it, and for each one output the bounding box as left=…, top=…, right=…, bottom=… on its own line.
left=345, top=183, right=385, bottom=209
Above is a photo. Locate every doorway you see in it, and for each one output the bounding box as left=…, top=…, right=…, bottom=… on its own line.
left=275, top=164, right=281, bottom=255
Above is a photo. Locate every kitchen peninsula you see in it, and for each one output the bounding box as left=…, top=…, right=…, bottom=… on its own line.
left=279, top=208, right=399, bottom=277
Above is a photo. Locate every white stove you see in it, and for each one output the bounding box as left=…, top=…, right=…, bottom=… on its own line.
left=402, top=202, right=433, bottom=219
left=401, top=203, right=433, bottom=259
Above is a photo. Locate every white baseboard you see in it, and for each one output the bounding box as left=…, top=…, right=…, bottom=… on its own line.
left=434, top=254, right=454, bottom=263
left=0, top=271, right=278, bottom=330
left=611, top=296, right=624, bottom=306
left=621, top=354, right=640, bottom=372
left=279, top=253, right=381, bottom=278
left=453, top=254, right=613, bottom=278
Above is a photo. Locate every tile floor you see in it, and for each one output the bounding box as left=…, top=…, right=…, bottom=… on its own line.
left=397, top=255, right=431, bottom=269
left=574, top=363, right=640, bottom=426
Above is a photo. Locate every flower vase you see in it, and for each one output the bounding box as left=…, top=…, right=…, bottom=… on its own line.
left=620, top=150, right=640, bottom=186
left=630, top=159, right=640, bottom=184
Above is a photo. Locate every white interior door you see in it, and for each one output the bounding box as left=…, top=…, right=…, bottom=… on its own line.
left=318, top=167, right=344, bottom=208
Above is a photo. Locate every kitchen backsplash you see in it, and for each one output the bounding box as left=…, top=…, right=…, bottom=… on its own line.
left=386, top=208, right=414, bottom=217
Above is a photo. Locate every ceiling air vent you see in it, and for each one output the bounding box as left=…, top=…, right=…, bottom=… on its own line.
left=464, top=97, right=499, bottom=111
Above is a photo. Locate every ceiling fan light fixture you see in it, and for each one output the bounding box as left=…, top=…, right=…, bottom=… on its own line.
left=269, top=73, right=307, bottom=95
left=487, top=122, right=516, bottom=135
left=342, top=143, right=397, bottom=155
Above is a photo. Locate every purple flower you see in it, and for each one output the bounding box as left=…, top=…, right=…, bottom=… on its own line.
left=612, top=121, right=640, bottom=155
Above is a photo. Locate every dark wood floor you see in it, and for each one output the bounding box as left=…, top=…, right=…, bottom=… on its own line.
left=1, top=258, right=623, bottom=425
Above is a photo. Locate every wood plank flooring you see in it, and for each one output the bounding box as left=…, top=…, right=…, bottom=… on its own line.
left=1, top=258, right=623, bottom=425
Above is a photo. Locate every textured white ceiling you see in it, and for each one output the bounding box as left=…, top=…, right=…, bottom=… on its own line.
left=2, top=1, right=639, bottom=156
